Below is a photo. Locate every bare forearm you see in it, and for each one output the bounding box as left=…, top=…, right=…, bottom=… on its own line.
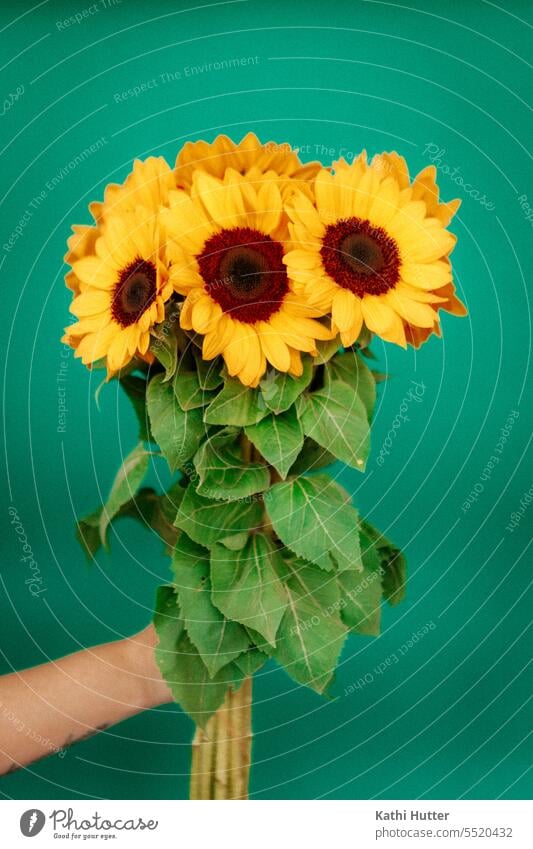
left=0, top=626, right=171, bottom=775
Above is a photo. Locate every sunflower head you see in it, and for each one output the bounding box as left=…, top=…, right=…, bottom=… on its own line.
left=162, top=168, right=332, bottom=387
left=89, top=156, right=175, bottom=224
left=63, top=158, right=176, bottom=374
left=284, top=151, right=466, bottom=348
left=63, top=204, right=172, bottom=376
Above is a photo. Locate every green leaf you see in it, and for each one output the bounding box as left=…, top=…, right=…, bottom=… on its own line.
left=195, top=351, right=223, bottom=390
left=381, top=549, right=407, bottom=606
left=193, top=428, right=270, bottom=501
left=245, top=627, right=276, bottom=657
left=288, top=437, right=336, bottom=476
left=150, top=481, right=185, bottom=550
left=266, top=474, right=362, bottom=573
left=146, top=373, right=205, bottom=471
left=204, top=375, right=269, bottom=426
left=234, top=647, right=269, bottom=677
left=210, top=533, right=287, bottom=646
left=76, top=483, right=183, bottom=561
left=171, top=534, right=250, bottom=677
left=326, top=350, right=376, bottom=419
left=76, top=508, right=102, bottom=561
left=337, top=533, right=383, bottom=635
left=149, top=330, right=178, bottom=380
left=99, top=443, right=150, bottom=545
left=314, top=338, right=341, bottom=364
left=173, top=368, right=217, bottom=411
left=274, top=556, right=347, bottom=693
left=153, top=586, right=239, bottom=727
left=245, top=407, right=304, bottom=480
left=174, top=483, right=263, bottom=547
left=361, top=520, right=407, bottom=606
left=298, top=379, right=370, bottom=471
left=259, top=358, right=313, bottom=414
left=120, top=375, right=152, bottom=441
left=219, top=532, right=249, bottom=550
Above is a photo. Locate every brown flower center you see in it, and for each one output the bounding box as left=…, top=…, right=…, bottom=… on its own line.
left=112, top=258, right=157, bottom=327
left=320, top=217, right=400, bottom=297
left=197, top=227, right=288, bottom=323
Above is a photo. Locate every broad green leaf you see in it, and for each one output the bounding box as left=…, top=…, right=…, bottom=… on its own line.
left=298, top=379, right=370, bottom=471
left=120, top=375, right=152, bottom=441
left=361, top=520, right=407, bottom=606
left=337, top=533, right=382, bottom=635
left=153, top=586, right=240, bottom=727
left=173, top=368, right=217, bottom=411
left=174, top=483, right=263, bottom=547
left=326, top=351, right=376, bottom=419
left=381, top=549, right=407, bottom=606
left=219, top=531, right=249, bottom=550
left=288, top=437, right=336, bottom=476
left=314, top=338, right=341, bottom=364
left=76, top=508, right=102, bottom=561
left=210, top=533, right=287, bottom=646
left=274, top=556, right=347, bottom=693
left=76, top=486, right=176, bottom=560
left=99, top=443, right=150, bottom=545
left=158, top=481, right=185, bottom=527
left=171, top=534, right=250, bottom=677
left=259, top=357, right=313, bottom=414
left=146, top=374, right=205, bottom=471
left=234, top=647, right=269, bottom=676
left=150, top=481, right=185, bottom=550
left=245, top=407, right=304, bottom=479
left=193, top=428, right=270, bottom=501
left=204, top=375, right=269, bottom=426
left=195, top=351, right=223, bottom=390
left=149, top=330, right=178, bottom=380
left=266, top=475, right=362, bottom=573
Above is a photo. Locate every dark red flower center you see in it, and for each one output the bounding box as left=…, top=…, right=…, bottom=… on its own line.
left=111, top=257, right=157, bottom=327
left=320, top=217, right=400, bottom=297
left=197, top=227, right=288, bottom=323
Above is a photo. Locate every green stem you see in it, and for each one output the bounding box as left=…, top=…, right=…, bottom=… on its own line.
left=189, top=678, right=253, bottom=800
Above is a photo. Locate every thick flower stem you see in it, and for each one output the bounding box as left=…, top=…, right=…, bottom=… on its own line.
left=189, top=677, right=253, bottom=799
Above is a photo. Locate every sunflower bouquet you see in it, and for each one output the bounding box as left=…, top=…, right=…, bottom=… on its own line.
left=64, top=133, right=465, bottom=799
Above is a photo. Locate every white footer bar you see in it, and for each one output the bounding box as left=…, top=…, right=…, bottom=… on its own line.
left=2, top=799, right=530, bottom=848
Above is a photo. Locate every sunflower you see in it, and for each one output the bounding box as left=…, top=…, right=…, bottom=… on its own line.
left=89, top=156, right=175, bottom=224
left=162, top=169, right=332, bottom=387
left=174, top=132, right=321, bottom=201
left=284, top=151, right=466, bottom=348
left=62, top=204, right=172, bottom=375
left=64, top=157, right=174, bottom=298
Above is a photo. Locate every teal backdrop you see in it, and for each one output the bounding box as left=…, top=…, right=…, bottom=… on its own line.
left=1, top=0, right=531, bottom=800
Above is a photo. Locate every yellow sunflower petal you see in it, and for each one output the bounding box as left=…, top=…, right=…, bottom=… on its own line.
left=192, top=294, right=221, bottom=333
left=386, top=289, right=438, bottom=328
left=258, top=324, right=291, bottom=371
left=288, top=347, right=304, bottom=377
left=331, top=288, right=360, bottom=333
left=379, top=309, right=407, bottom=347
left=338, top=297, right=363, bottom=346
left=400, top=260, right=452, bottom=290
left=286, top=191, right=325, bottom=238
left=75, top=323, right=118, bottom=364
left=107, top=328, right=134, bottom=372
left=361, top=295, right=397, bottom=334
left=72, top=257, right=115, bottom=289
left=235, top=328, right=265, bottom=387
left=71, top=290, right=111, bottom=317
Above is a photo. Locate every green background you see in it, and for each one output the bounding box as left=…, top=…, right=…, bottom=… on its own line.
left=1, top=0, right=531, bottom=800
